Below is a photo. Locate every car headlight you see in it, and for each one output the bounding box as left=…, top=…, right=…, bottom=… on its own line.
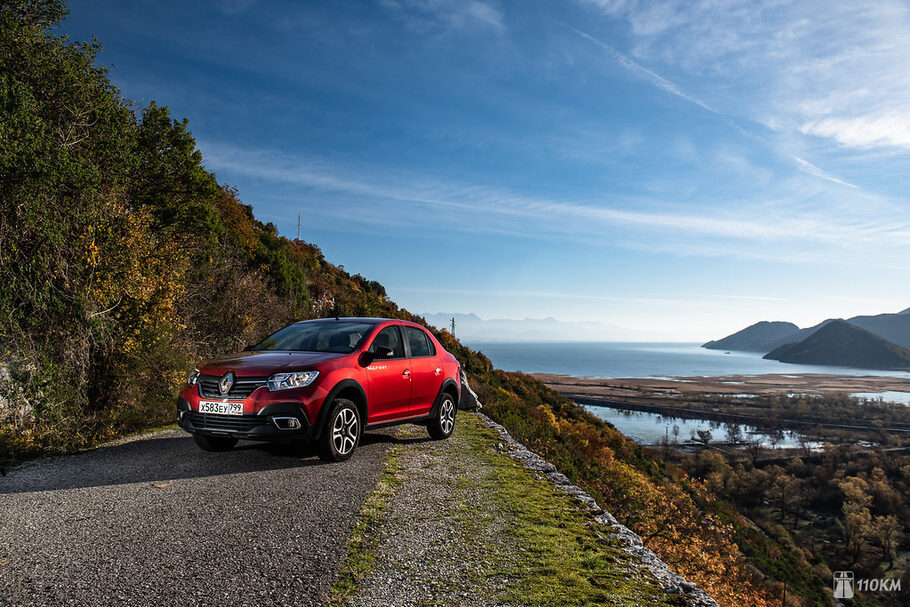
left=187, top=369, right=200, bottom=385
left=268, top=371, right=319, bottom=391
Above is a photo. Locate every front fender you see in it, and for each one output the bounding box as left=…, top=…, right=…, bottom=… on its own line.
left=314, top=378, right=368, bottom=439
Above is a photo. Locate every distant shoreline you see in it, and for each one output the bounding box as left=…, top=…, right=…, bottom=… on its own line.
left=468, top=341, right=910, bottom=380
left=534, top=372, right=910, bottom=442
left=531, top=372, right=910, bottom=401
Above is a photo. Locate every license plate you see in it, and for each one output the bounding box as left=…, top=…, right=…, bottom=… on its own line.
left=198, top=401, right=244, bottom=416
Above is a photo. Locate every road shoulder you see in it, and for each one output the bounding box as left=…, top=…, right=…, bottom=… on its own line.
left=329, top=412, right=680, bottom=607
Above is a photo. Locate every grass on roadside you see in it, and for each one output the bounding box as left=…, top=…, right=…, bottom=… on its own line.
left=329, top=413, right=683, bottom=606
left=460, top=415, right=683, bottom=606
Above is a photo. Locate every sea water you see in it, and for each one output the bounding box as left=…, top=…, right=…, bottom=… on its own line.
left=464, top=341, right=907, bottom=446
left=465, top=341, right=910, bottom=379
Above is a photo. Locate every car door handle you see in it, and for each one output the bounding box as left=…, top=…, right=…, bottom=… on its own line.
left=402, top=369, right=410, bottom=377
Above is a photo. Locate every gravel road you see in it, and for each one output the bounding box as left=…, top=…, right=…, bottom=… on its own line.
left=346, top=422, right=514, bottom=607
left=0, top=428, right=393, bottom=606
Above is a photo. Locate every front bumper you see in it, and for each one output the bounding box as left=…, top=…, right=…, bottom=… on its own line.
left=177, top=398, right=316, bottom=442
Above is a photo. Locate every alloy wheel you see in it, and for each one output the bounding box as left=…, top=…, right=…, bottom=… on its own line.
left=332, top=407, right=358, bottom=455
left=440, top=397, right=455, bottom=435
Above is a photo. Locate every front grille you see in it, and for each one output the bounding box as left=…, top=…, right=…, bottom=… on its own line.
left=187, top=411, right=270, bottom=433
left=197, top=375, right=267, bottom=399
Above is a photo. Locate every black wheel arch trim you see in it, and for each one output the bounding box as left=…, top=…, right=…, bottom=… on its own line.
left=317, top=379, right=368, bottom=439
left=430, top=378, right=460, bottom=418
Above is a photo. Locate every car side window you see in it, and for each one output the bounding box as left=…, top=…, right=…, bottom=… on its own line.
left=369, top=326, right=405, bottom=359
left=403, top=326, right=434, bottom=358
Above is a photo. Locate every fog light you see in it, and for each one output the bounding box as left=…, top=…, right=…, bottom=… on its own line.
left=272, top=416, right=302, bottom=430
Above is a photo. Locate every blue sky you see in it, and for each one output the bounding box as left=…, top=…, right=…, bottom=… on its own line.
left=62, top=0, right=910, bottom=340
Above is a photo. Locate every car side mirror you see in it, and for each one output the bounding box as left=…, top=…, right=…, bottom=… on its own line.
left=359, top=346, right=394, bottom=366
left=243, top=344, right=257, bottom=352
left=374, top=346, right=394, bottom=359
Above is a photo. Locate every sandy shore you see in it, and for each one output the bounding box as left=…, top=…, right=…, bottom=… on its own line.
left=532, top=373, right=910, bottom=401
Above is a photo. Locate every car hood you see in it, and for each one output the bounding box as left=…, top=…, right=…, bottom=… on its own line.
left=198, top=350, right=346, bottom=377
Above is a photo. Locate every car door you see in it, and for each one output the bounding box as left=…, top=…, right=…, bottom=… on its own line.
left=364, top=325, right=412, bottom=423
left=403, top=325, right=441, bottom=416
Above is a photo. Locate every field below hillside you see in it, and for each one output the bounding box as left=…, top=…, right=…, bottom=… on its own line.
left=534, top=372, right=910, bottom=402
left=535, top=372, right=910, bottom=441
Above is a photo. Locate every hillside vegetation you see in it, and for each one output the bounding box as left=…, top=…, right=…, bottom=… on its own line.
left=764, top=320, right=910, bottom=370
left=0, top=2, right=833, bottom=605
left=703, top=321, right=801, bottom=352
left=706, top=312, right=910, bottom=369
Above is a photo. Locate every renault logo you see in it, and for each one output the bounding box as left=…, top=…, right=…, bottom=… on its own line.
left=219, top=371, right=235, bottom=396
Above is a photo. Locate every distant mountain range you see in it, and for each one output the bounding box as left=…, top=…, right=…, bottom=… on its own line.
left=703, top=307, right=910, bottom=371
left=703, top=321, right=801, bottom=352
left=420, top=312, right=665, bottom=342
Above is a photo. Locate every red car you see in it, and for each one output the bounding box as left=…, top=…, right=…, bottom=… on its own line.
left=177, top=318, right=461, bottom=461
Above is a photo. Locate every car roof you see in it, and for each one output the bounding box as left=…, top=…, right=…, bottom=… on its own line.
left=297, top=317, right=423, bottom=326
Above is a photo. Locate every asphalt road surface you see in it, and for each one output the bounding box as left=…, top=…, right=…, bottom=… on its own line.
left=0, top=429, right=394, bottom=606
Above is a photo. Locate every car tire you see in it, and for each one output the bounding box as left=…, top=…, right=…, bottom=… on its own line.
left=427, top=392, right=456, bottom=440
left=318, top=398, right=362, bottom=462
left=193, top=434, right=238, bottom=452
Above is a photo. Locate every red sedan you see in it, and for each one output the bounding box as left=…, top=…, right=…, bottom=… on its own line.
left=177, top=318, right=461, bottom=461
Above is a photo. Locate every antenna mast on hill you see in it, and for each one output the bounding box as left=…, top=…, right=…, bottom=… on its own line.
left=450, top=316, right=456, bottom=336
left=297, top=214, right=301, bottom=241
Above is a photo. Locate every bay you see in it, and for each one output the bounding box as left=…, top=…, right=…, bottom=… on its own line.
left=465, top=341, right=910, bottom=379
left=465, top=341, right=907, bottom=447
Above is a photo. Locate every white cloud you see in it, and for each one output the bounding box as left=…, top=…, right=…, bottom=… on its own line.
left=566, top=24, right=859, bottom=188
left=391, top=286, right=783, bottom=307
left=566, top=25, right=716, bottom=113
left=202, top=143, right=910, bottom=264
left=790, top=156, right=857, bottom=188
left=218, top=0, right=256, bottom=15
left=578, top=0, right=910, bottom=153
left=381, top=0, right=504, bottom=32
left=462, top=1, right=503, bottom=29
left=800, top=114, right=910, bottom=149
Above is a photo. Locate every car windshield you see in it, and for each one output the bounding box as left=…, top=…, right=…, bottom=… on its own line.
left=254, top=322, right=375, bottom=354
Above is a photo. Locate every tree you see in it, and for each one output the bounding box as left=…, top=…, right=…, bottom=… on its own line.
left=797, top=436, right=814, bottom=458
left=766, top=466, right=793, bottom=523
left=694, top=429, right=713, bottom=447
left=837, top=477, right=874, bottom=566
left=872, top=515, right=901, bottom=570
left=780, top=477, right=806, bottom=529
left=745, top=439, right=763, bottom=465
left=769, top=429, right=784, bottom=449
left=659, top=426, right=673, bottom=458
